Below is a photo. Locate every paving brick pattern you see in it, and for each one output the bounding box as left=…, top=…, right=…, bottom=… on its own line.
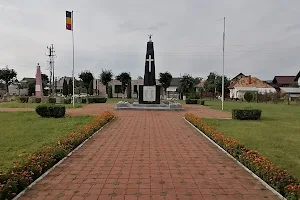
left=18, top=110, right=279, bottom=200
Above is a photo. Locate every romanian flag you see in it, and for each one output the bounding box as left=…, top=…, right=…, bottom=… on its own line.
left=66, top=11, right=72, bottom=30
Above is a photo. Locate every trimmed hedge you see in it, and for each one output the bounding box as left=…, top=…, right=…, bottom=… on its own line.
left=19, top=97, right=29, bottom=103
left=232, top=109, right=262, bottom=120
left=185, top=99, right=198, bottom=104
left=200, top=100, right=205, bottom=105
left=64, top=98, right=71, bottom=104
left=35, top=98, right=41, bottom=103
left=48, top=97, right=56, bottom=104
left=0, top=111, right=114, bottom=200
left=185, top=113, right=300, bottom=200
left=35, top=105, right=66, bottom=118
left=87, top=97, right=107, bottom=104
left=81, top=98, right=87, bottom=104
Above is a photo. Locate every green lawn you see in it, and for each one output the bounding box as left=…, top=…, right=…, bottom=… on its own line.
left=0, top=112, right=91, bottom=171
left=0, top=102, right=83, bottom=109
left=202, top=100, right=300, bottom=180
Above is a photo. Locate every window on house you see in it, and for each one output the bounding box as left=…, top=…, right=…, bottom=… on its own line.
left=115, top=85, right=122, bottom=93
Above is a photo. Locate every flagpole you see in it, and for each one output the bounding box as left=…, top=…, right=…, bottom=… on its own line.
left=72, top=10, right=75, bottom=108
left=221, top=17, right=225, bottom=111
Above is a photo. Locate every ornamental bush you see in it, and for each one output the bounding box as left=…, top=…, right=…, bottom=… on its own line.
left=81, top=98, right=87, bottom=104
left=232, top=109, right=262, bottom=120
left=35, top=98, right=41, bottom=103
left=64, top=98, right=71, bottom=104
left=19, top=97, right=29, bottom=103
left=200, top=100, right=205, bottom=105
left=185, top=99, right=198, bottom=104
left=244, top=91, right=253, bottom=102
left=36, top=105, right=66, bottom=118
left=87, top=97, right=107, bottom=104
left=48, top=97, right=56, bottom=104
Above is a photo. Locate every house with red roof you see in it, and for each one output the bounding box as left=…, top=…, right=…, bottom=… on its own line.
left=229, top=75, right=276, bottom=100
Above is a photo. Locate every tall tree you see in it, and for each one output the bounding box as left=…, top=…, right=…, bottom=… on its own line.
left=88, top=80, right=94, bottom=95
left=127, top=77, right=132, bottom=98
left=194, top=77, right=203, bottom=85
left=204, top=72, right=230, bottom=97
left=68, top=79, right=73, bottom=95
left=116, top=72, right=131, bottom=98
left=41, top=74, right=49, bottom=96
left=99, top=69, right=113, bottom=96
left=159, top=72, right=173, bottom=98
left=79, top=70, right=94, bottom=92
left=0, top=66, right=17, bottom=92
left=204, top=72, right=217, bottom=94
left=28, top=83, right=35, bottom=96
left=63, top=79, right=68, bottom=96
left=179, top=74, right=195, bottom=96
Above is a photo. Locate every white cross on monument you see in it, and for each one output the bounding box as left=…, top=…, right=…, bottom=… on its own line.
left=146, top=55, right=154, bottom=72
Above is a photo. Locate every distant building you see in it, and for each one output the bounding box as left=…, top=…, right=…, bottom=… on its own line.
left=8, top=83, right=28, bottom=96
left=294, top=71, right=300, bottom=86
left=229, top=75, right=276, bottom=100
left=272, top=76, right=297, bottom=89
left=230, top=73, right=246, bottom=84
left=56, top=77, right=73, bottom=93
left=93, top=77, right=190, bottom=99
left=280, top=87, right=300, bottom=100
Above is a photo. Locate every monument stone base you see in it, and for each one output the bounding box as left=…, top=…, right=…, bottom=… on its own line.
left=138, top=85, right=161, bottom=104
left=114, top=101, right=183, bottom=111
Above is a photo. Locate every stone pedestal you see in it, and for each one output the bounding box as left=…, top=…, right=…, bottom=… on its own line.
left=138, top=85, right=160, bottom=104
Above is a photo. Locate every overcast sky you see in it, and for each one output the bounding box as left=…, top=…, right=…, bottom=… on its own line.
left=0, top=0, right=300, bottom=81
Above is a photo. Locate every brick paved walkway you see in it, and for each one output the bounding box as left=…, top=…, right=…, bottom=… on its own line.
left=19, top=111, right=278, bottom=200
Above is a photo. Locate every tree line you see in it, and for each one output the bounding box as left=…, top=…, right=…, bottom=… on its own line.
left=0, top=65, right=230, bottom=98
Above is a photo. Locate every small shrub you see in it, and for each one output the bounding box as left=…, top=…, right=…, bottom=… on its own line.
left=81, top=98, right=87, bottom=104
left=200, top=100, right=205, bottom=105
left=244, top=91, right=253, bottom=103
left=49, top=97, right=56, bottom=104
left=185, top=99, right=198, bottom=104
left=64, top=98, right=71, bottom=104
left=35, top=98, right=41, bottom=103
left=188, top=92, right=200, bottom=99
left=19, top=97, right=29, bottom=103
left=232, top=109, right=262, bottom=120
left=87, top=97, right=107, bottom=104
left=36, top=105, right=66, bottom=118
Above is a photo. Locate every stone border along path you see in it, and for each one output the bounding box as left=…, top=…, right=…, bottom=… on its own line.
left=17, top=109, right=280, bottom=200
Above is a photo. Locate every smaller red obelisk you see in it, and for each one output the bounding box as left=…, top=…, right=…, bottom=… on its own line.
left=35, top=63, right=42, bottom=97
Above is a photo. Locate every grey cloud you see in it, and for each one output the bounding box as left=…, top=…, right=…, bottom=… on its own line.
left=286, top=24, right=300, bottom=32
left=0, top=0, right=300, bottom=81
left=118, top=20, right=168, bottom=32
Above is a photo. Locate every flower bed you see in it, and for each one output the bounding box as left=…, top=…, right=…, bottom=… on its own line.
left=185, top=113, right=300, bottom=200
left=0, top=111, right=114, bottom=200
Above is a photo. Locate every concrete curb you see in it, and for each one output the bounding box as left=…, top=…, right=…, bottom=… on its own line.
left=12, top=117, right=115, bottom=200
left=183, top=117, right=286, bottom=200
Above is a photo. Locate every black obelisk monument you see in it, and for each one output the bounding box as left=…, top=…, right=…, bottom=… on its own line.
left=139, top=35, right=161, bottom=104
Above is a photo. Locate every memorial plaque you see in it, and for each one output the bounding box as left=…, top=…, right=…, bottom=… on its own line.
left=143, top=86, right=156, bottom=102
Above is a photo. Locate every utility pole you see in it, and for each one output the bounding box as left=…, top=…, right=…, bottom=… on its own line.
left=46, top=44, right=56, bottom=96
left=221, top=17, right=225, bottom=111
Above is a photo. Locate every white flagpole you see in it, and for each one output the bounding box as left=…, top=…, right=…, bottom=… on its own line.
left=222, top=17, right=225, bottom=111
left=72, top=10, right=75, bottom=108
